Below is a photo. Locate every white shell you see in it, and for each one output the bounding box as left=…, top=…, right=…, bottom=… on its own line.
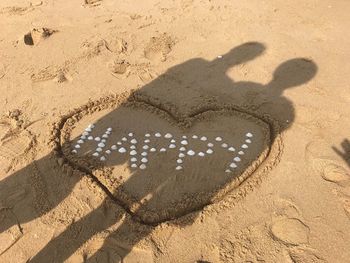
left=181, top=140, right=188, bottom=145
left=130, top=150, right=137, bottom=155
left=102, top=134, right=109, bottom=138
left=155, top=132, right=161, bottom=137
left=187, top=150, right=195, bottom=156
left=88, top=136, right=93, bottom=140
left=131, top=163, right=137, bottom=168
left=141, top=157, right=148, bottom=163
left=246, top=132, right=253, bottom=138
left=175, top=166, right=183, bottom=170
left=85, top=127, right=92, bottom=132
left=198, top=152, right=205, bottom=157
left=94, top=137, right=101, bottom=141
left=92, top=152, right=99, bottom=157
left=160, top=148, right=166, bottom=152
left=96, top=147, right=102, bottom=152
left=200, top=136, right=207, bottom=141
left=122, top=137, right=127, bottom=141
left=141, top=152, right=147, bottom=156
left=221, top=143, right=228, bottom=148
left=128, top=132, right=133, bottom=137
left=130, top=145, right=136, bottom=149
left=245, top=139, right=252, bottom=143
left=143, top=145, right=149, bottom=150
left=192, top=135, right=198, bottom=139
left=241, top=144, right=248, bottom=149
left=131, top=157, right=137, bottom=162
left=171, top=139, right=176, bottom=143
left=180, top=147, right=186, bottom=151
left=105, top=150, right=111, bottom=154
left=72, top=149, right=78, bottom=154
left=139, top=164, right=146, bottom=170
left=225, top=169, right=231, bottom=173
left=82, top=131, right=89, bottom=136
left=100, top=156, right=106, bottom=161
left=117, top=142, right=122, bottom=145
left=169, top=144, right=176, bottom=149
left=98, top=143, right=105, bottom=148
left=179, top=153, right=185, bottom=158
left=230, top=162, right=237, bottom=168
left=215, top=137, right=222, bottom=142
left=234, top=157, right=241, bottom=162
left=77, top=140, right=84, bottom=144
left=206, top=149, right=213, bottom=154
left=111, top=145, right=117, bottom=150
left=101, top=139, right=106, bottom=143
left=207, top=143, right=214, bottom=147
left=164, top=133, right=172, bottom=138
left=228, top=147, right=235, bottom=152
left=80, top=135, right=87, bottom=140
left=105, top=131, right=111, bottom=135
left=130, top=139, right=137, bottom=144
left=88, top=124, right=95, bottom=129
left=150, top=148, right=156, bottom=152
left=238, top=151, right=244, bottom=155
left=144, top=139, right=150, bottom=143
left=75, top=144, right=81, bottom=149
left=177, top=159, right=183, bottom=164
left=145, top=133, right=151, bottom=137
left=107, top=127, right=112, bottom=132
left=182, top=135, right=187, bottom=139
left=118, top=147, right=126, bottom=153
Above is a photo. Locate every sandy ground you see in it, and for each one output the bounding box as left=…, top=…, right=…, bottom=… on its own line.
left=0, top=0, right=350, bottom=262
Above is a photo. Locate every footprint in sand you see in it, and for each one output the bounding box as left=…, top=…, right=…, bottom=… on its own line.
left=144, top=33, right=175, bottom=62
left=270, top=218, right=310, bottom=246
left=24, top=27, right=57, bottom=46
left=84, top=0, right=102, bottom=7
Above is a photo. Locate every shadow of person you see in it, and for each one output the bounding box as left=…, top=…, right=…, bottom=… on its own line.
left=0, top=42, right=317, bottom=262
left=333, top=139, right=350, bottom=168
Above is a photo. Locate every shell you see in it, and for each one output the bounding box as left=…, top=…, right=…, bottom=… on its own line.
left=130, top=150, right=137, bottom=155
left=181, top=140, right=188, bottom=145
left=198, top=152, right=205, bottom=157
left=169, top=144, right=176, bottom=149
left=100, top=156, right=106, bottom=161
left=118, top=147, right=126, bottom=153
left=187, top=150, right=195, bottom=156
left=233, top=157, right=241, bottom=162
left=215, top=137, right=222, bottom=142
left=139, top=164, right=146, bottom=170
left=206, top=149, right=213, bottom=154
left=88, top=136, right=93, bottom=140
left=246, top=132, right=253, bottom=138
left=200, top=136, right=207, bottom=141
left=141, top=157, right=148, bottom=163
left=111, top=145, right=117, bottom=150
left=94, top=137, right=101, bottom=141
left=141, top=152, right=147, bottom=156
left=164, top=133, right=172, bottom=138
left=98, top=143, right=105, bottom=148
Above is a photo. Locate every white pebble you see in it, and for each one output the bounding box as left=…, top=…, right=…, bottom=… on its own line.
left=225, top=169, right=231, bottom=173
left=107, top=127, right=112, bottom=132
left=82, top=131, right=89, bottom=136
left=77, top=139, right=84, bottom=144
left=102, top=134, right=109, bottom=138
left=160, top=148, right=166, bottom=152
left=230, top=163, right=237, bottom=168
left=75, top=144, right=81, bottom=149
left=228, top=147, right=235, bottom=152
left=187, top=150, right=195, bottom=156
left=80, top=135, right=87, bottom=140
left=72, top=149, right=77, bottom=154
left=145, top=133, right=150, bottom=137
left=130, top=150, right=137, bottom=156
left=101, top=139, right=106, bottom=143
left=192, top=135, right=198, bottom=139
left=88, top=136, right=93, bottom=140
left=181, top=140, right=188, bottom=145
left=242, top=144, right=248, bottom=149
left=179, top=153, right=185, bottom=158
left=150, top=148, right=156, bottom=152
left=139, top=164, right=146, bottom=170
left=143, top=145, right=149, bottom=150
left=207, top=143, right=214, bottom=147
left=141, top=157, right=148, bottom=163
left=98, top=142, right=105, bottom=148
left=246, top=132, right=253, bottom=138
left=130, top=145, right=136, bottom=149
left=85, top=127, right=92, bottom=132
left=131, top=163, right=137, bottom=168
left=206, top=149, right=213, bottom=154
left=141, top=152, right=147, bottom=156
left=221, top=143, right=228, bottom=148
left=117, top=141, right=122, bottom=145
left=164, top=133, right=172, bottom=138
left=215, top=137, right=222, bottom=142
left=111, top=145, right=117, bottom=150
left=105, top=150, right=111, bottom=154
left=234, top=157, right=241, bottom=162
left=100, top=156, right=106, bottom=161
left=122, top=137, right=127, bottom=141
left=155, top=132, right=161, bottom=137
left=245, top=139, right=252, bottom=143
left=238, top=151, right=244, bottom=155
left=131, top=157, right=137, bottom=162
left=171, top=139, right=176, bottom=143
left=144, top=139, right=150, bottom=143
left=94, top=137, right=101, bottom=141
left=130, top=139, right=137, bottom=144
left=96, top=147, right=102, bottom=152
left=177, top=159, right=183, bottom=164
left=118, top=147, right=126, bottom=153
left=175, top=166, right=183, bottom=170
left=180, top=147, right=186, bottom=151
left=182, top=135, right=187, bottom=139
left=169, top=144, right=176, bottom=149
left=200, top=136, right=207, bottom=141
left=88, top=124, right=95, bottom=129
left=198, top=152, right=205, bottom=157
left=128, top=132, right=133, bottom=137
left=105, top=131, right=111, bottom=135
left=92, top=152, right=99, bottom=157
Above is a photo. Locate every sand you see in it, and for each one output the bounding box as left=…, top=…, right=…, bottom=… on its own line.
left=0, top=0, right=350, bottom=262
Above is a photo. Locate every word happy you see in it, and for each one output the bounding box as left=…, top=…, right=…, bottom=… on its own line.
left=72, top=124, right=254, bottom=173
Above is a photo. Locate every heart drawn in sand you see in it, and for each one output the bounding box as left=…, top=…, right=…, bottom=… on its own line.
left=55, top=92, right=281, bottom=224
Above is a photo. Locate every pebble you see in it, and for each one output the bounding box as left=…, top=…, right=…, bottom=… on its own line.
left=179, top=153, right=185, bottom=158
left=207, top=143, right=214, bottom=147
left=88, top=136, right=93, bottom=140
left=150, top=148, right=156, bottom=152
left=141, top=152, right=147, bottom=156
left=171, top=139, right=176, bottom=143
left=101, top=139, right=106, bottom=143
left=94, top=137, right=101, bottom=141
left=105, top=150, right=111, bottom=154
left=225, top=169, right=231, bottom=173
left=182, top=135, right=187, bottom=139
left=80, top=135, right=87, bottom=140
left=206, top=149, right=213, bottom=154
left=92, top=152, right=99, bottom=157
left=160, top=148, right=166, bottom=152
left=230, top=163, right=237, bottom=168
left=107, top=127, right=112, bottom=132
left=246, top=132, right=253, bottom=138
left=215, top=137, right=222, bottom=142
left=242, top=144, right=248, bottom=149
left=139, top=164, right=146, bottom=170
left=105, top=131, right=111, bottom=135
left=141, top=157, right=148, bottom=163
left=82, top=131, right=89, bottom=136
left=238, top=151, right=244, bottom=155
left=200, top=136, right=207, bottom=141
left=198, top=152, right=205, bottom=157
left=176, top=166, right=183, bottom=170
left=88, top=124, right=95, bottom=129
left=187, top=150, right=195, bottom=156
left=130, top=150, right=137, bottom=156
left=169, top=144, right=176, bottom=149
left=164, top=133, right=172, bottom=138
left=96, top=147, right=102, bottom=152
left=192, top=135, right=198, bottom=139
left=143, top=145, right=149, bottom=150
left=228, top=147, right=235, bottom=152
left=130, top=145, right=136, bottom=149
left=122, top=137, right=127, bottom=141
left=130, top=139, right=137, bottom=144
left=128, top=132, right=133, bottom=137
left=117, top=141, right=122, bottom=145
left=180, top=147, right=186, bottom=151
left=98, top=143, right=105, bottom=148
left=131, top=163, right=137, bottom=168
left=77, top=139, right=84, bottom=144
left=155, top=132, right=161, bottom=137
left=221, top=143, right=228, bottom=148
left=102, top=134, right=109, bottom=138
left=234, top=157, right=241, bottom=162
left=111, top=145, right=117, bottom=150
left=131, top=157, right=137, bottom=162
left=75, top=144, right=81, bottom=149
left=85, top=127, right=92, bottom=132
left=118, top=147, right=126, bottom=153
left=71, top=149, right=77, bottom=154
left=100, top=156, right=106, bottom=161
left=177, top=159, right=183, bottom=164
left=145, top=133, right=150, bottom=137
left=245, top=139, right=252, bottom=143
left=181, top=140, right=188, bottom=145
left=144, top=139, right=150, bottom=143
